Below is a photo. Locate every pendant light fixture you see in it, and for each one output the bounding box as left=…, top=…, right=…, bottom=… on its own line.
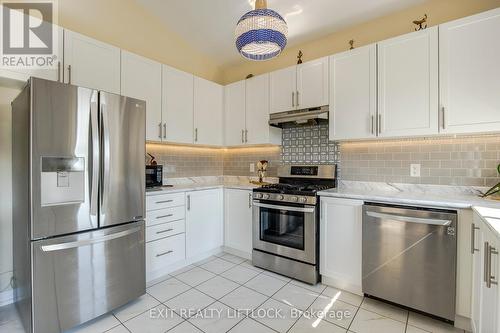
left=235, top=0, right=288, bottom=61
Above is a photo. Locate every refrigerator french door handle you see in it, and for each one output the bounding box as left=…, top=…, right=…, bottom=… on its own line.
left=39, top=226, right=142, bottom=252
left=89, top=92, right=100, bottom=219
left=100, top=99, right=111, bottom=210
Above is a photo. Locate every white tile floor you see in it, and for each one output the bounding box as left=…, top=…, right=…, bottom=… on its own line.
left=0, top=252, right=467, bottom=333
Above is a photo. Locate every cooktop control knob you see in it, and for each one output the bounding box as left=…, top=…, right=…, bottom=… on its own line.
left=277, top=195, right=284, bottom=200
left=290, top=196, right=298, bottom=202
left=299, top=197, right=307, bottom=203
left=262, top=194, right=270, bottom=200
left=255, top=193, right=262, bottom=199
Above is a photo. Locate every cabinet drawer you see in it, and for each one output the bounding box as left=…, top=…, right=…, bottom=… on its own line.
left=146, top=220, right=185, bottom=242
left=146, top=206, right=185, bottom=227
left=146, top=233, right=185, bottom=274
left=146, top=193, right=184, bottom=211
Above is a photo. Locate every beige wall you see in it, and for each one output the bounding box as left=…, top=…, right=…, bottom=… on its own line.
left=58, top=0, right=223, bottom=83
left=220, top=0, right=500, bottom=84
left=0, top=86, right=21, bottom=303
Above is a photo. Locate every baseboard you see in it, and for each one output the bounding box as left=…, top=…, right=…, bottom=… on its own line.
left=222, top=246, right=251, bottom=260
left=0, top=288, right=13, bottom=307
left=321, top=275, right=363, bottom=296
left=454, top=314, right=472, bottom=332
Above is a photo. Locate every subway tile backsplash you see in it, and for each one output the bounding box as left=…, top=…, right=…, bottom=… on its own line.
left=340, top=135, right=500, bottom=187
left=147, top=125, right=500, bottom=187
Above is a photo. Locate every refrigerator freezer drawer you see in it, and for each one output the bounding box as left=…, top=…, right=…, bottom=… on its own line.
left=146, top=206, right=185, bottom=227
left=31, top=221, right=145, bottom=333
left=146, top=193, right=185, bottom=211
left=146, top=220, right=185, bottom=242
left=146, top=233, right=186, bottom=279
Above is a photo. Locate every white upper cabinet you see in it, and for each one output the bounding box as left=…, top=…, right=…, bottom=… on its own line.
left=121, top=51, right=162, bottom=142
left=245, top=74, right=281, bottom=145
left=0, top=25, right=64, bottom=83
left=329, top=45, right=377, bottom=141
left=270, top=58, right=329, bottom=114
left=224, top=81, right=246, bottom=146
left=163, top=65, right=194, bottom=144
left=296, top=56, right=329, bottom=110
left=194, top=77, right=224, bottom=146
left=377, top=27, right=439, bottom=137
left=439, top=8, right=500, bottom=134
left=269, top=66, right=296, bottom=114
left=63, top=30, right=121, bottom=94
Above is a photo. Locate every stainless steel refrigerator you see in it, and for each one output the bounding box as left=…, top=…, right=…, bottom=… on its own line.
left=12, top=78, right=146, bottom=333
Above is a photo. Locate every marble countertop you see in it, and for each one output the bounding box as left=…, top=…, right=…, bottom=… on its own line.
left=146, top=176, right=274, bottom=196
left=318, top=181, right=500, bottom=210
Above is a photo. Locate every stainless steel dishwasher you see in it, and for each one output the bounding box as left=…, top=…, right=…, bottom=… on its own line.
left=362, top=203, right=457, bottom=322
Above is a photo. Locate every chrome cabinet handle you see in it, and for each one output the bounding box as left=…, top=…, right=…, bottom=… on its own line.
left=486, top=243, right=498, bottom=288
left=68, top=64, right=71, bottom=84
left=378, top=114, right=382, bottom=134
left=371, top=115, right=375, bottom=135
left=366, top=211, right=452, bottom=226
left=241, top=129, right=244, bottom=143
left=296, top=91, right=299, bottom=107
left=41, top=226, right=142, bottom=252
left=441, top=106, right=446, bottom=130
left=155, top=200, right=173, bottom=204
left=245, top=129, right=248, bottom=143
left=248, top=193, right=252, bottom=208
left=484, top=242, right=490, bottom=283
left=158, top=123, right=162, bottom=139
left=57, top=61, right=61, bottom=82
left=156, top=250, right=173, bottom=257
left=471, top=223, right=480, bottom=254
left=156, top=214, right=173, bottom=219
left=292, top=92, right=295, bottom=107
left=156, top=228, right=174, bottom=235
left=187, top=195, right=191, bottom=211
left=195, top=128, right=198, bottom=142
left=163, top=123, right=167, bottom=139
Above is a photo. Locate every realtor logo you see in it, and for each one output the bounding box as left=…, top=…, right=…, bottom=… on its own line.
left=0, top=0, right=59, bottom=68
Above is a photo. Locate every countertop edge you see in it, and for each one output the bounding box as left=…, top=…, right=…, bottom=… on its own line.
left=317, top=191, right=473, bottom=209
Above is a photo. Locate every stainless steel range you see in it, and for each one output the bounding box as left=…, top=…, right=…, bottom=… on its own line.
left=252, top=164, right=337, bottom=284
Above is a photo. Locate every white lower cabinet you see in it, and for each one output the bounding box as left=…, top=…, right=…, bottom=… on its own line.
left=186, top=189, right=224, bottom=259
left=471, top=212, right=499, bottom=333
left=320, top=197, right=363, bottom=294
left=224, top=189, right=253, bottom=255
left=146, top=233, right=186, bottom=281
left=145, top=192, right=187, bottom=282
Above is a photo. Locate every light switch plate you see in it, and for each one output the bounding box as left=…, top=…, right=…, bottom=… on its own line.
left=410, top=164, right=421, bottom=177
left=250, top=163, right=255, bottom=173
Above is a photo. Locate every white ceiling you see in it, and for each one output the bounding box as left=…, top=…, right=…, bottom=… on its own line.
left=136, top=0, right=426, bottom=66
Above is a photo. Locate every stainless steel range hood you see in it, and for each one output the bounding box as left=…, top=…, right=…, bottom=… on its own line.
left=269, top=105, right=329, bottom=128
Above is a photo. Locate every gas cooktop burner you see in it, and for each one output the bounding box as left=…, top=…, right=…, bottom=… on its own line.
left=258, top=183, right=334, bottom=194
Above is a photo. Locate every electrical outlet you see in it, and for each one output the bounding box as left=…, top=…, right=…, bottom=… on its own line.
left=410, top=164, right=421, bottom=177
left=250, top=163, right=255, bottom=173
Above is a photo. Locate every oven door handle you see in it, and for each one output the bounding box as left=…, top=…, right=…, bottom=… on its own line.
left=252, top=201, right=316, bottom=213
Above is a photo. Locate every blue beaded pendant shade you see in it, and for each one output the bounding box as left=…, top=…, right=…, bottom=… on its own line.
left=235, top=1, right=288, bottom=61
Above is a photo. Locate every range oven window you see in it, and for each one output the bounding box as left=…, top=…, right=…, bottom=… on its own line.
left=259, top=206, right=305, bottom=250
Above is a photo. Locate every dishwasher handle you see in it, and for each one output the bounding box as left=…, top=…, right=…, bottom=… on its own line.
left=366, top=211, right=452, bottom=226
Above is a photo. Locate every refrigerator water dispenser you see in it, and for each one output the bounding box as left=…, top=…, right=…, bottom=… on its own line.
left=41, top=157, right=85, bottom=206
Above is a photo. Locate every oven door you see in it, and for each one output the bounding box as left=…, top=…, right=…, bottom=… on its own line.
left=252, top=200, right=317, bottom=264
